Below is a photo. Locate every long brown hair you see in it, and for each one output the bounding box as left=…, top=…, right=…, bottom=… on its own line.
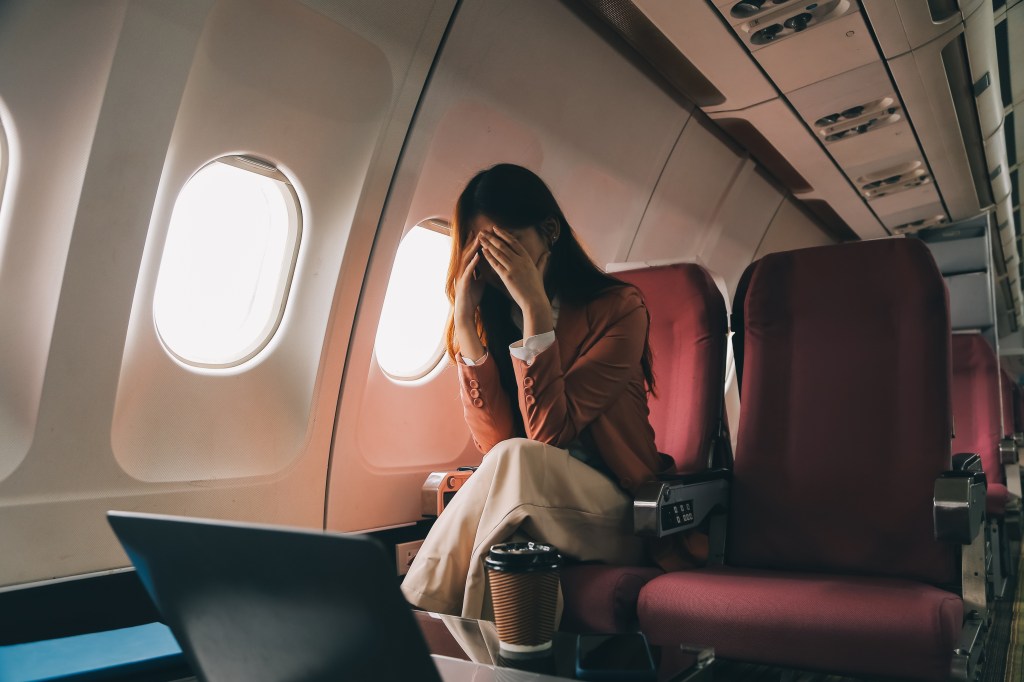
left=443, top=164, right=656, bottom=412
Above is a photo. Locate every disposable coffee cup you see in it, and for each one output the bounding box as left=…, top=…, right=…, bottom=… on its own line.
left=485, top=542, right=561, bottom=658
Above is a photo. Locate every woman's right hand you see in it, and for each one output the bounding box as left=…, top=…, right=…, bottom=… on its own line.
left=454, top=236, right=485, bottom=323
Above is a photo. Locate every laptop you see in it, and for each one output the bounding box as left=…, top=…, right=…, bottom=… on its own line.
left=106, top=511, right=443, bottom=682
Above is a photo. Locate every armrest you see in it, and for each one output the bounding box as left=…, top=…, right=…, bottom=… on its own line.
left=633, top=469, right=730, bottom=538
left=421, top=469, right=475, bottom=518
left=934, top=453, right=987, bottom=545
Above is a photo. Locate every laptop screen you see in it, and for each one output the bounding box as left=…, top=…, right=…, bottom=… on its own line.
left=107, top=511, right=442, bottom=682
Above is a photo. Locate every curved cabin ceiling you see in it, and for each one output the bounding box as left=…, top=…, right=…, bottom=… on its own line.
left=578, top=0, right=1024, bottom=326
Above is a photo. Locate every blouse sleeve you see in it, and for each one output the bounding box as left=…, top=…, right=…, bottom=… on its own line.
left=456, top=352, right=516, bottom=453
left=511, top=288, right=648, bottom=447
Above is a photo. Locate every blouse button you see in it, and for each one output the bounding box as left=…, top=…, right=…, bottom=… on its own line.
left=469, top=380, right=480, bottom=389
left=469, top=389, right=481, bottom=398
left=523, top=387, right=533, bottom=396
left=473, top=398, right=484, bottom=408
left=523, top=377, right=535, bottom=388
left=525, top=395, right=536, bottom=406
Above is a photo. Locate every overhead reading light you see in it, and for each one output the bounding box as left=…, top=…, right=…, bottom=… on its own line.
left=815, top=97, right=903, bottom=142
left=737, top=0, right=853, bottom=48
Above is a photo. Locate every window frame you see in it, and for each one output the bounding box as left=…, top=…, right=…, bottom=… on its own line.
left=374, top=218, right=453, bottom=383
left=153, top=154, right=303, bottom=370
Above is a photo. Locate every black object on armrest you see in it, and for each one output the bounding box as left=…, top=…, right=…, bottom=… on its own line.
left=998, top=438, right=1018, bottom=464
left=934, top=453, right=987, bottom=545
left=633, top=469, right=731, bottom=538
left=952, top=453, right=983, bottom=472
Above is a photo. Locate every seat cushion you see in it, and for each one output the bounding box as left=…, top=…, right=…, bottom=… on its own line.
left=638, top=567, right=962, bottom=681
left=560, top=565, right=662, bottom=633
left=988, top=482, right=1010, bottom=516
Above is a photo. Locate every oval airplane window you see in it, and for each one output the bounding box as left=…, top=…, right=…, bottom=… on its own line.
left=375, top=220, right=452, bottom=380
left=153, top=156, right=301, bottom=368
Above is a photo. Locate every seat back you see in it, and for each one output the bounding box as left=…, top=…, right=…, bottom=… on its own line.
left=730, top=239, right=957, bottom=586
left=615, top=264, right=729, bottom=474
left=951, top=334, right=1004, bottom=486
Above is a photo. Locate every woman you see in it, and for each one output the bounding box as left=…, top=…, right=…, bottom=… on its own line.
left=400, top=163, right=674, bottom=621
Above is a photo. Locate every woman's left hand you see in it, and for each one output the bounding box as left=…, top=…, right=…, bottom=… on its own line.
left=480, top=226, right=552, bottom=328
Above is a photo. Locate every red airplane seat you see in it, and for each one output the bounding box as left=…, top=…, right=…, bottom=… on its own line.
left=638, top=239, right=976, bottom=680
left=952, top=334, right=1008, bottom=516
left=559, top=263, right=729, bottom=634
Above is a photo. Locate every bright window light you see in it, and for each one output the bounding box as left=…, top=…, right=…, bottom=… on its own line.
left=153, top=157, right=301, bottom=367
left=375, top=222, right=452, bottom=380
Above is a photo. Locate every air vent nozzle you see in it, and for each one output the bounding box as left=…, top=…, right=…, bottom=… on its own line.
left=815, top=97, right=902, bottom=142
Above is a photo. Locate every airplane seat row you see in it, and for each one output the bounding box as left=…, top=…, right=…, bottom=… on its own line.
left=559, top=263, right=730, bottom=634
left=951, top=334, right=1022, bottom=597
left=621, top=239, right=986, bottom=680
left=952, top=334, right=1010, bottom=518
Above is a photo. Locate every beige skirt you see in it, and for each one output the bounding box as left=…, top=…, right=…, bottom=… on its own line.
left=400, top=438, right=646, bottom=621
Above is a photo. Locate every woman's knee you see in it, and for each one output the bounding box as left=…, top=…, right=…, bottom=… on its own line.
left=485, top=438, right=549, bottom=468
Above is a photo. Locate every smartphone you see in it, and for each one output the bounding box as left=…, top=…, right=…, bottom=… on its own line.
left=575, top=633, right=656, bottom=681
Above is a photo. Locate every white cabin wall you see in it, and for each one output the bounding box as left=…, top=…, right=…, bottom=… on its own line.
left=0, top=0, right=454, bottom=587
left=754, top=196, right=837, bottom=259
left=0, top=2, right=126, bottom=484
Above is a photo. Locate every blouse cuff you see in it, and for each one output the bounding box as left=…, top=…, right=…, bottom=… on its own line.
left=461, top=350, right=489, bottom=366
left=509, top=330, right=556, bottom=366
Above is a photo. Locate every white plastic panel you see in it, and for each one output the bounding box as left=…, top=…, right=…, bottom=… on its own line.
left=708, top=98, right=888, bottom=239
left=113, top=0, right=395, bottom=483
left=948, top=271, right=995, bottom=329
left=827, top=119, right=920, bottom=170
left=925, top=234, right=989, bottom=273
left=632, top=0, right=778, bottom=113
left=627, top=116, right=745, bottom=263
left=880, top=201, right=948, bottom=231
left=326, top=0, right=693, bottom=533
left=786, top=61, right=919, bottom=169
left=985, top=124, right=1011, bottom=203
left=867, top=181, right=944, bottom=217
left=963, top=0, right=1004, bottom=140
left=753, top=196, right=836, bottom=260
left=699, top=163, right=788, bottom=295
left=0, top=1, right=127, bottom=485
left=861, top=0, right=964, bottom=58
left=1010, top=3, right=1024, bottom=105
left=752, top=10, right=878, bottom=94
left=1, top=0, right=454, bottom=586
left=887, top=23, right=985, bottom=219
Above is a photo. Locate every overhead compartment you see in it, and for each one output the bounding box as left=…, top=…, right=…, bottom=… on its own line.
left=726, top=6, right=879, bottom=94
left=860, top=0, right=982, bottom=57
left=886, top=23, right=994, bottom=219
left=587, top=0, right=888, bottom=240
left=588, top=0, right=778, bottom=113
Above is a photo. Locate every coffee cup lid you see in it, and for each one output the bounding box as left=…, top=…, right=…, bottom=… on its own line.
left=484, top=542, right=561, bottom=572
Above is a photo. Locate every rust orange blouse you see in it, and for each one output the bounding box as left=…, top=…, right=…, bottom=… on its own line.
left=456, top=285, right=671, bottom=494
